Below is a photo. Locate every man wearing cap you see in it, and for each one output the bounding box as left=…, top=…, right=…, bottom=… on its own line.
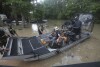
left=54, top=26, right=61, bottom=39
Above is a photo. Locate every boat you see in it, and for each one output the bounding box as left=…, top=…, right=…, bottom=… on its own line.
left=2, top=13, right=94, bottom=61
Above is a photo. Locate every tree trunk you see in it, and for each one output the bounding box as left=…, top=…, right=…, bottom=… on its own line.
left=21, top=13, right=25, bottom=28
left=15, top=14, right=19, bottom=25
left=11, top=5, right=19, bottom=26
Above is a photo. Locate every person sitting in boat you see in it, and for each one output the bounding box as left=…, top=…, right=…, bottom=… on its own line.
left=49, top=26, right=61, bottom=41
left=50, top=31, right=68, bottom=48
left=72, top=16, right=82, bottom=39
left=40, top=29, right=56, bottom=46
left=56, top=32, right=68, bottom=46
left=53, top=26, right=61, bottom=39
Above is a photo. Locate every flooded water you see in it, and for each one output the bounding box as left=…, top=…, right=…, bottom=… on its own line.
left=0, top=20, right=100, bottom=67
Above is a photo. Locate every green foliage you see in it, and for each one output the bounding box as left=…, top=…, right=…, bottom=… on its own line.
left=32, top=4, right=44, bottom=20
left=5, top=0, right=33, bottom=19
left=43, top=0, right=100, bottom=21
left=1, top=0, right=100, bottom=23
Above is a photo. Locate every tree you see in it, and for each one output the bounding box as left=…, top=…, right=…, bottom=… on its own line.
left=33, top=3, right=44, bottom=20
left=2, top=0, right=100, bottom=24
left=5, top=0, right=33, bottom=26
left=42, top=0, right=100, bottom=22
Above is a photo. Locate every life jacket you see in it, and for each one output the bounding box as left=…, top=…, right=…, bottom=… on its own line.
left=41, top=39, right=46, bottom=45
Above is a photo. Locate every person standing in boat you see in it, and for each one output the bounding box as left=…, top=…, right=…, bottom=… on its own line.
left=38, top=24, right=44, bottom=35
left=72, top=15, right=82, bottom=39
left=8, top=25, right=18, bottom=37
left=56, top=32, right=68, bottom=46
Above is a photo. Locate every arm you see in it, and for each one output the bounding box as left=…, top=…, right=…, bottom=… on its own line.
left=0, top=47, right=9, bottom=52
left=60, top=36, right=67, bottom=42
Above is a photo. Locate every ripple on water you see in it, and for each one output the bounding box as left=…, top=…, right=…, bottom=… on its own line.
left=53, top=55, right=82, bottom=66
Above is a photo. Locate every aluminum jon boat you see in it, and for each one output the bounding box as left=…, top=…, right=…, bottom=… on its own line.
left=2, top=13, right=94, bottom=61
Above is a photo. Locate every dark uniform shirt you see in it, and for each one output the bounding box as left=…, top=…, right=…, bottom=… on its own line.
left=72, top=20, right=82, bottom=35
left=0, top=30, right=5, bottom=38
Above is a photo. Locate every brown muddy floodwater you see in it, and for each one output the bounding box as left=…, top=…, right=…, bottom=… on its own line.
left=0, top=21, right=100, bottom=67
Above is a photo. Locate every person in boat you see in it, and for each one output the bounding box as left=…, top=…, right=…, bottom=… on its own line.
left=53, top=26, right=61, bottom=39
left=0, top=47, right=9, bottom=54
left=0, top=29, right=8, bottom=47
left=49, top=26, right=61, bottom=42
left=56, top=32, right=68, bottom=45
left=50, top=28, right=68, bottom=48
left=40, top=30, right=57, bottom=46
left=8, top=25, right=18, bottom=37
left=40, top=26, right=60, bottom=41
left=71, top=15, right=82, bottom=39
left=38, top=24, right=44, bottom=35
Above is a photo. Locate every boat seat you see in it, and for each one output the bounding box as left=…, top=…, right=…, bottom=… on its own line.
left=10, top=38, right=18, bottom=56
left=33, top=46, right=50, bottom=55
left=29, top=36, right=42, bottom=49
left=22, top=39, right=33, bottom=55
left=29, top=36, right=50, bottom=55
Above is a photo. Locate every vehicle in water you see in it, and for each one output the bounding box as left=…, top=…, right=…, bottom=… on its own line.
left=1, top=13, right=94, bottom=61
